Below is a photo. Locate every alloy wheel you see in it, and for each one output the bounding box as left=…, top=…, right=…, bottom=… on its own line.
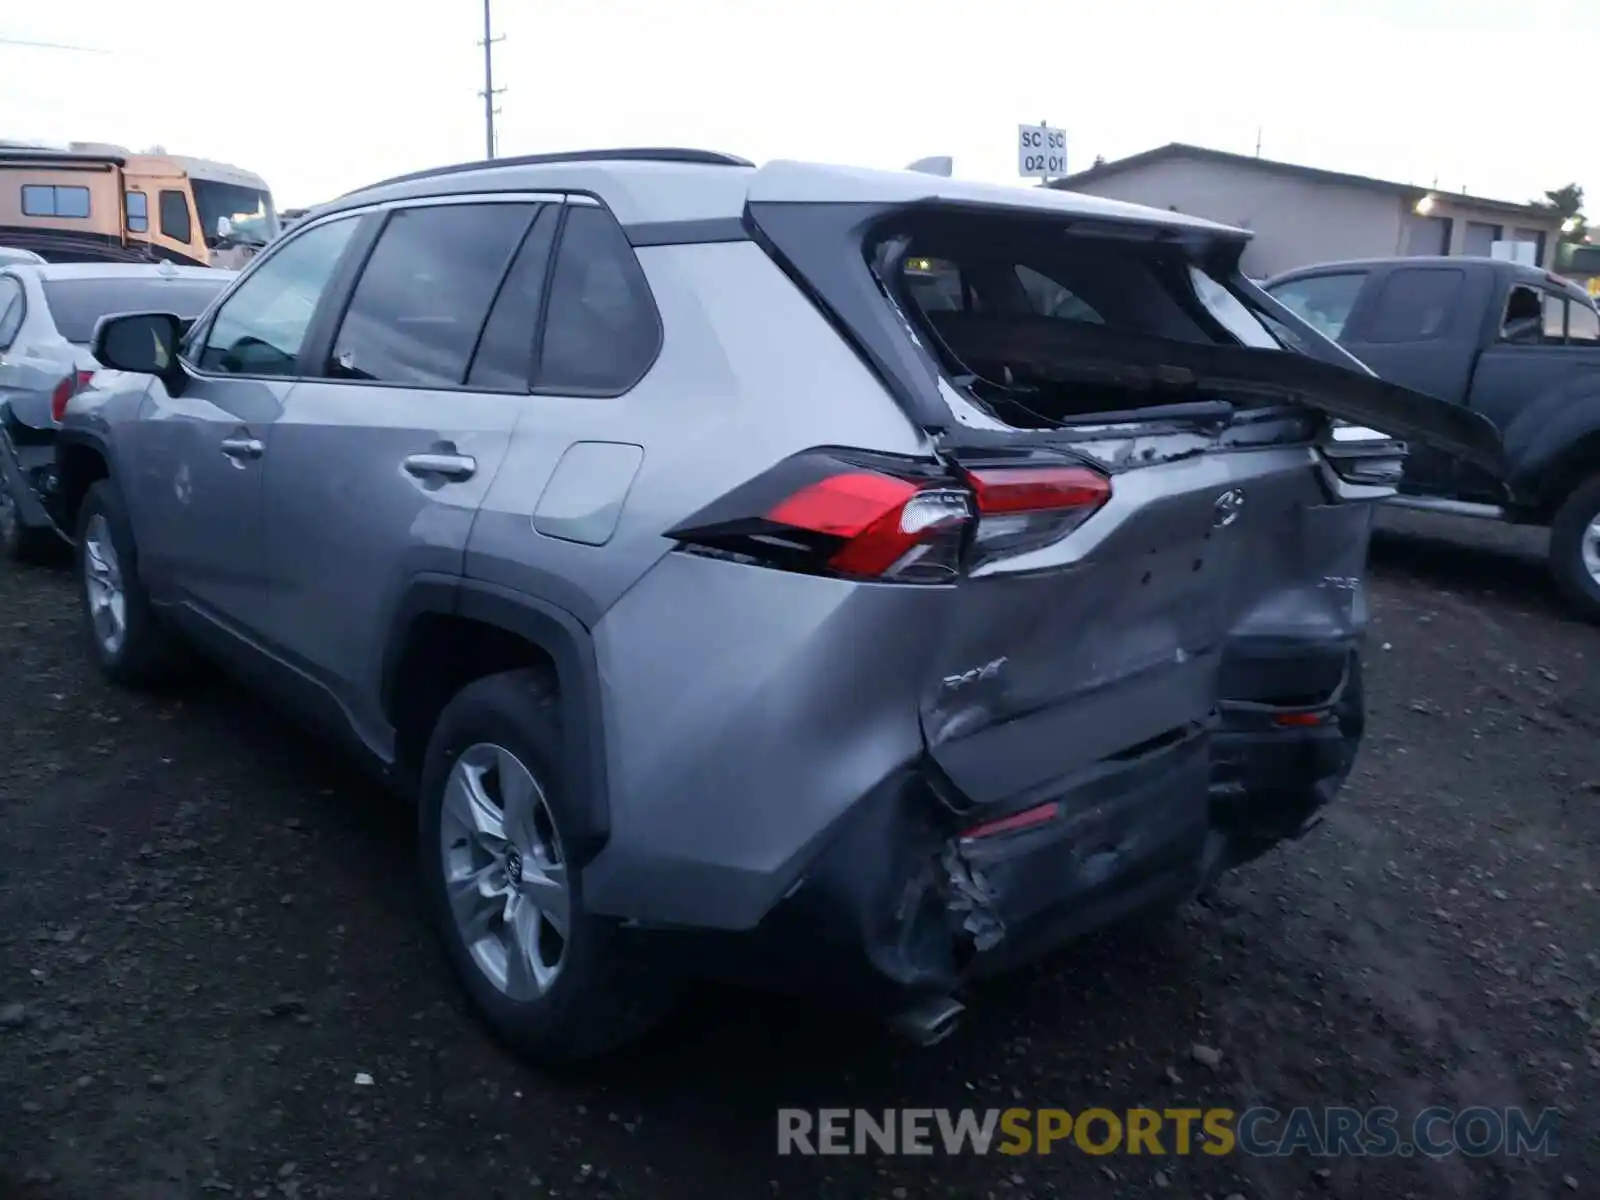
left=82, top=513, right=127, bottom=655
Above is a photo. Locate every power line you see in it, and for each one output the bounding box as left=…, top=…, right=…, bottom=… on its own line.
left=478, top=0, right=505, bottom=159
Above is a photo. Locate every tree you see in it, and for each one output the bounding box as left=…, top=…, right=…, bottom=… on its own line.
left=1534, top=183, right=1588, bottom=243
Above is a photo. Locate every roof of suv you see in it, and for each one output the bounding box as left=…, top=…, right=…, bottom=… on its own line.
left=317, top=148, right=1247, bottom=240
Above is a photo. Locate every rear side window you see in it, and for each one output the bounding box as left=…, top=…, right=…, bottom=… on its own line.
left=535, top=204, right=661, bottom=394
left=1569, top=300, right=1600, bottom=344
left=1362, top=268, right=1463, bottom=343
left=41, top=278, right=228, bottom=343
left=327, top=202, right=537, bottom=388
left=1543, top=294, right=1568, bottom=342
left=1266, top=272, right=1366, bottom=340
left=159, top=190, right=192, bottom=243
left=126, top=191, right=149, bottom=233
left=22, top=185, right=90, bottom=219
left=0, top=276, right=23, bottom=348
left=466, top=205, right=560, bottom=390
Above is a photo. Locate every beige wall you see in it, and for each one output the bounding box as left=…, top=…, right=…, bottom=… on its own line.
left=1061, top=156, right=1564, bottom=275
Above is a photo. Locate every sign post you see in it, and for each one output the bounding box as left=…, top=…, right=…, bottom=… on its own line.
left=1017, top=121, right=1067, bottom=183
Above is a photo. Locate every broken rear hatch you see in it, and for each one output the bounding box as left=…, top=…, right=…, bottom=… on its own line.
left=746, top=171, right=1504, bottom=813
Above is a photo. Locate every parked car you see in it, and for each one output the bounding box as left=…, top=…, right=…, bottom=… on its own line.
left=1263, top=256, right=1600, bottom=617
left=0, top=261, right=233, bottom=560
left=0, top=246, right=46, bottom=266
left=50, top=149, right=1501, bottom=1063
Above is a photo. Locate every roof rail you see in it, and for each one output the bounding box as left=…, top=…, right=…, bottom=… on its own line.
left=346, top=148, right=754, bottom=197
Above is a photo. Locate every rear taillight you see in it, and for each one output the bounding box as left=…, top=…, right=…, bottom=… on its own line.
left=48, top=371, right=96, bottom=423
left=669, top=450, right=972, bottom=582
left=962, top=463, right=1112, bottom=571
left=669, top=450, right=1111, bottom=583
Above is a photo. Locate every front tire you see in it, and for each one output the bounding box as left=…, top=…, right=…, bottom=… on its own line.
left=76, top=480, right=184, bottom=686
left=1548, top=474, right=1600, bottom=622
left=418, top=669, right=678, bottom=1065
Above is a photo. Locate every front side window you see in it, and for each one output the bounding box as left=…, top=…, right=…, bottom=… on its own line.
left=1266, top=272, right=1367, bottom=341
left=1363, top=268, right=1464, bottom=344
left=327, top=202, right=538, bottom=388
left=21, top=185, right=91, bottom=219
left=535, top=204, right=662, bottom=394
left=126, top=190, right=149, bottom=233
left=195, top=215, right=358, bottom=376
left=159, top=190, right=192, bottom=244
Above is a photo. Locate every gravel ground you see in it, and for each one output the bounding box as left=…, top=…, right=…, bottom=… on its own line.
left=1, top=509, right=1597, bottom=1200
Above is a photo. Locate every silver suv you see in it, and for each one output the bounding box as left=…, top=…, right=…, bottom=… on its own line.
left=55, top=148, right=1503, bottom=1062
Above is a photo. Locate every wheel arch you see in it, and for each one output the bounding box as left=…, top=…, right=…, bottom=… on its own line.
left=382, top=576, right=611, bottom=863
left=53, top=429, right=115, bottom=536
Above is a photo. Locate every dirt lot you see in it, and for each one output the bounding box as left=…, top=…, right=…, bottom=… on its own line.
left=1, top=510, right=1597, bottom=1200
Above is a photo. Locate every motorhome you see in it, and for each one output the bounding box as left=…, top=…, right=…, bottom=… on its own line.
left=0, top=141, right=278, bottom=268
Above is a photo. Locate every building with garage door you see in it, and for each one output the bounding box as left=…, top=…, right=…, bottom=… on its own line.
left=1049, top=143, right=1566, bottom=278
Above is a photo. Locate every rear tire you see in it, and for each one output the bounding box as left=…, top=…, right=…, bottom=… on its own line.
left=76, top=480, right=185, bottom=687
left=0, top=475, right=60, bottom=564
left=1548, top=474, right=1600, bottom=622
left=418, top=668, right=679, bottom=1065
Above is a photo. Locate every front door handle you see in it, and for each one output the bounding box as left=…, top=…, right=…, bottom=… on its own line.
left=403, top=452, right=477, bottom=482
left=220, top=436, right=264, bottom=460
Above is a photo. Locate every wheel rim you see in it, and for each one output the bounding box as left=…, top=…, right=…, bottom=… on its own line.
left=82, top=513, right=127, bottom=655
left=439, top=742, right=570, bottom=999
left=1582, top=517, right=1600, bottom=586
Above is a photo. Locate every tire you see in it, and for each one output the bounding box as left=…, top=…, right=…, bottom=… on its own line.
left=0, top=473, right=60, bottom=564
left=75, top=479, right=185, bottom=686
left=418, top=668, right=679, bottom=1065
left=1548, top=474, right=1600, bottom=622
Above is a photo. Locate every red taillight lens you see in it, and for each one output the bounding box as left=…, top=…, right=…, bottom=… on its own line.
left=49, top=378, right=75, bottom=423
left=669, top=451, right=973, bottom=583
left=963, top=463, right=1111, bottom=570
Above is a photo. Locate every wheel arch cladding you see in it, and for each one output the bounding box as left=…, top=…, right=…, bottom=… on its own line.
left=382, top=576, right=611, bottom=863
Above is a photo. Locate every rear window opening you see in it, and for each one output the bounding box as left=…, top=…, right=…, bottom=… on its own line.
left=42, top=278, right=227, bottom=344
left=869, top=213, right=1286, bottom=430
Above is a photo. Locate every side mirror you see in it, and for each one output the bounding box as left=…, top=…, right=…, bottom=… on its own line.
left=215, top=216, right=234, bottom=240
left=91, top=312, right=186, bottom=391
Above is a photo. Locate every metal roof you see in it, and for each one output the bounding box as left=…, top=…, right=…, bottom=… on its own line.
left=1051, top=143, right=1561, bottom=223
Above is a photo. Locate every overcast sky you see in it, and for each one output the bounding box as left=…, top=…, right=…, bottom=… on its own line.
left=3, top=0, right=1595, bottom=212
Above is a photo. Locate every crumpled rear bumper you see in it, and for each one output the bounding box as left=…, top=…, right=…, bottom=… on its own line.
left=0, top=406, right=64, bottom=538
left=650, top=648, right=1363, bottom=1008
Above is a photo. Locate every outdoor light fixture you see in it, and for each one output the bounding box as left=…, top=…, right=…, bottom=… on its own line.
left=1414, top=194, right=1437, bottom=215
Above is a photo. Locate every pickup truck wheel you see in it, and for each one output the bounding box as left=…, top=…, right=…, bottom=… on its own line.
left=0, top=476, right=59, bottom=564
left=1550, top=475, right=1600, bottom=622
left=75, top=480, right=185, bottom=686
left=419, top=669, right=679, bottom=1065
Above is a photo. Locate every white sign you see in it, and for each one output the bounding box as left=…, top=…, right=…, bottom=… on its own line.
left=1017, top=124, right=1066, bottom=178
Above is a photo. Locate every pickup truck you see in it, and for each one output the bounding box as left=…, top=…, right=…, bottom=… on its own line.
left=1263, top=256, right=1600, bottom=619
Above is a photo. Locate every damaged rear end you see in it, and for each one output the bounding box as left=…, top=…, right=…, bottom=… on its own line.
left=646, top=167, right=1503, bottom=1011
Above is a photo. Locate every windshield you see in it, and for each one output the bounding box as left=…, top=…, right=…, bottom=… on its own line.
left=192, top=179, right=280, bottom=246
left=42, top=277, right=229, bottom=343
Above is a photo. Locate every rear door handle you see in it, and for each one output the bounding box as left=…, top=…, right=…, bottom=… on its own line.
left=220, top=436, right=264, bottom=460
left=403, top=452, right=477, bottom=482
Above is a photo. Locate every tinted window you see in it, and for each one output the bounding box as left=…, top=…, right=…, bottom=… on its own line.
left=1015, top=264, right=1103, bottom=324
left=1569, top=299, right=1600, bottom=344
left=466, top=206, right=559, bottom=390
left=22, top=185, right=90, bottom=219
left=196, top=216, right=358, bottom=376
left=159, top=190, right=192, bottom=243
left=0, top=276, right=23, bottom=348
left=536, top=205, right=661, bottom=394
left=325, top=203, right=535, bottom=387
left=126, top=191, right=148, bottom=233
left=1267, top=273, right=1366, bottom=340
left=41, top=278, right=228, bottom=343
left=1363, top=268, right=1463, bottom=343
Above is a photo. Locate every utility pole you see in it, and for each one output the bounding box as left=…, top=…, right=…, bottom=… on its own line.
left=478, top=0, right=505, bottom=159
